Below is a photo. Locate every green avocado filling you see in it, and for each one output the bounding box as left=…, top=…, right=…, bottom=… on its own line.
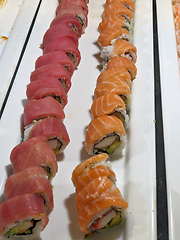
left=66, top=52, right=75, bottom=64
left=4, top=220, right=40, bottom=238
left=85, top=211, right=121, bottom=239
left=94, top=137, right=121, bottom=155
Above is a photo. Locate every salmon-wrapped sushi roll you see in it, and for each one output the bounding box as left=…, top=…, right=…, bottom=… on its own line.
left=24, top=117, right=70, bottom=155
left=30, top=63, right=71, bottom=94
left=72, top=153, right=116, bottom=192
left=23, top=96, right=65, bottom=128
left=56, top=6, right=88, bottom=33
left=50, top=14, right=82, bottom=38
left=57, top=0, right=88, bottom=15
left=101, top=39, right=137, bottom=64
left=11, top=141, right=58, bottom=180
left=0, top=194, right=49, bottom=238
left=102, top=2, right=134, bottom=24
left=97, top=67, right=131, bottom=88
left=85, top=115, right=126, bottom=155
left=98, top=25, right=130, bottom=48
left=105, top=0, right=135, bottom=12
left=71, top=153, right=128, bottom=236
left=106, top=56, right=137, bottom=80
left=94, top=79, right=131, bottom=111
left=98, top=13, right=132, bottom=33
left=26, top=77, right=68, bottom=108
left=35, top=50, right=75, bottom=78
left=91, top=93, right=129, bottom=129
left=4, top=176, right=54, bottom=216
left=43, top=37, right=81, bottom=67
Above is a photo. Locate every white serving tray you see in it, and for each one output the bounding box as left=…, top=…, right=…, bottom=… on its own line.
left=0, top=0, right=156, bottom=239
left=156, top=0, right=180, bottom=239
left=0, top=0, right=42, bottom=110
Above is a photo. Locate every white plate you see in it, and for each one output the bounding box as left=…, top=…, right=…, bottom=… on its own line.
left=0, top=0, right=156, bottom=239
left=156, top=0, right=180, bottom=239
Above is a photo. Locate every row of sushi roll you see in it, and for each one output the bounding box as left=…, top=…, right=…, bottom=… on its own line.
left=172, top=0, right=180, bottom=61
left=0, top=0, right=90, bottom=238
left=71, top=0, right=136, bottom=237
left=85, top=0, right=137, bottom=156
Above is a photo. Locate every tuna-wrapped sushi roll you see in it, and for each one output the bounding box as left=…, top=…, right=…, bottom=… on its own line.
left=71, top=153, right=128, bottom=236
left=50, top=14, right=82, bottom=38
left=30, top=63, right=71, bottom=94
left=42, top=23, right=79, bottom=48
left=23, top=96, right=65, bottom=127
left=0, top=194, right=49, bottom=238
left=26, top=77, right=68, bottom=108
left=35, top=50, right=75, bottom=78
left=56, top=6, right=88, bottom=33
left=10, top=139, right=58, bottom=181
left=4, top=166, right=48, bottom=192
left=24, top=117, right=70, bottom=155
left=43, top=37, right=81, bottom=67
left=85, top=115, right=126, bottom=155
left=4, top=176, right=54, bottom=216
left=57, top=0, right=89, bottom=15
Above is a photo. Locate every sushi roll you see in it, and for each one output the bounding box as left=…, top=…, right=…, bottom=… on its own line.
left=106, top=56, right=137, bottom=80
left=10, top=139, right=58, bottom=181
left=100, top=39, right=137, bottom=64
left=105, top=0, right=135, bottom=12
left=35, top=50, right=75, bottom=78
left=42, top=23, right=79, bottom=48
left=24, top=117, right=70, bottom=155
left=94, top=79, right=131, bottom=111
left=26, top=77, right=68, bottom=108
left=0, top=194, right=49, bottom=238
left=23, top=96, right=65, bottom=128
left=96, top=67, right=132, bottom=89
left=56, top=0, right=89, bottom=15
left=98, top=13, right=132, bottom=33
left=50, top=14, right=83, bottom=38
left=90, top=93, right=129, bottom=130
left=4, top=176, right=54, bottom=216
left=72, top=153, right=117, bottom=192
left=85, top=115, right=126, bottom=155
left=98, top=24, right=130, bottom=49
left=43, top=37, right=81, bottom=67
left=56, top=6, right=88, bottom=33
left=4, top=167, right=48, bottom=192
left=30, top=63, right=71, bottom=94
left=71, top=153, right=128, bottom=236
left=102, top=2, right=134, bottom=25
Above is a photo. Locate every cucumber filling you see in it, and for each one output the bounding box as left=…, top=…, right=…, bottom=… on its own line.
left=93, top=134, right=121, bottom=155
left=86, top=210, right=121, bottom=238
left=4, top=220, right=40, bottom=237
left=66, top=52, right=75, bottom=64
left=58, top=78, right=66, bottom=90
left=48, top=138, right=62, bottom=155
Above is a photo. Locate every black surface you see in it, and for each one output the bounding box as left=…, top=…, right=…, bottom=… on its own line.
left=153, top=0, right=169, bottom=239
